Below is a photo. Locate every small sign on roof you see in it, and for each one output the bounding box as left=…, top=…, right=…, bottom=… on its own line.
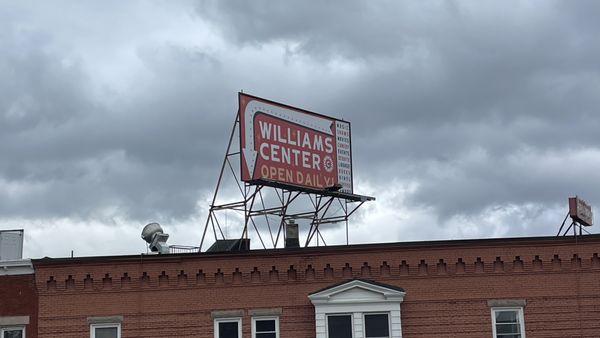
left=569, top=196, right=593, bottom=227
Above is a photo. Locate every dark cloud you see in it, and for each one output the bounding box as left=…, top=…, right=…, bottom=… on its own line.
left=196, top=0, right=600, bottom=218
left=0, top=10, right=232, bottom=221
left=2, top=1, right=600, bottom=257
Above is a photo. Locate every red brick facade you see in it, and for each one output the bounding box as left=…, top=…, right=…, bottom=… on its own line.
left=30, top=235, right=600, bottom=337
left=0, top=273, right=38, bottom=338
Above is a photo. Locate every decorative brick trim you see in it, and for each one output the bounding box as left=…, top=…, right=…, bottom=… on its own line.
left=0, top=316, right=30, bottom=326
left=211, top=310, right=244, bottom=318
left=33, top=249, right=600, bottom=293
left=87, top=315, right=124, bottom=324
left=487, top=299, right=527, bottom=307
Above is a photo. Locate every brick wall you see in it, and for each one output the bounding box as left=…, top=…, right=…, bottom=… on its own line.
left=0, top=273, right=38, bottom=338
left=33, top=235, right=600, bottom=337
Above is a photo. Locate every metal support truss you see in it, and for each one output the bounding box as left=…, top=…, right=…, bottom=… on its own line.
left=199, top=112, right=374, bottom=252
left=556, top=212, right=591, bottom=238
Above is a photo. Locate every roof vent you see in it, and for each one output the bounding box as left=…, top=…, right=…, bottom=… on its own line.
left=206, top=239, right=250, bottom=253
left=141, top=223, right=170, bottom=254
left=285, top=220, right=300, bottom=248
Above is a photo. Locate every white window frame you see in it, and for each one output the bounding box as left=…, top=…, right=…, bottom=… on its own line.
left=251, top=316, right=279, bottom=338
left=325, top=313, right=354, bottom=338
left=214, top=317, right=242, bottom=338
left=363, top=312, right=391, bottom=338
left=309, top=280, right=405, bottom=338
left=1, top=326, right=26, bottom=338
left=491, top=307, right=526, bottom=338
left=90, top=323, right=121, bottom=338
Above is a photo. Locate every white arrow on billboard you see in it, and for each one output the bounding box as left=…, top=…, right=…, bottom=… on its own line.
left=243, top=99, right=334, bottom=178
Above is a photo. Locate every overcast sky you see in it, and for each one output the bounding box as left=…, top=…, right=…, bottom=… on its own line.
left=2, top=1, right=600, bottom=258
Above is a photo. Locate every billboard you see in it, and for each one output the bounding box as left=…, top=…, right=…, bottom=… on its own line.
left=239, top=93, right=353, bottom=194
left=569, top=196, right=593, bottom=227
left=0, top=229, right=24, bottom=261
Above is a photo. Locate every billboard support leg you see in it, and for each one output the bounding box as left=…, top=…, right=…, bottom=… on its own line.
left=200, top=112, right=240, bottom=251
left=306, top=197, right=335, bottom=247
left=561, top=222, right=575, bottom=236
left=556, top=212, right=570, bottom=236
left=345, top=200, right=349, bottom=245
left=257, top=189, right=275, bottom=247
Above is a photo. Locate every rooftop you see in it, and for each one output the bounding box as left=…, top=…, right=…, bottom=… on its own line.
left=32, top=233, right=600, bottom=266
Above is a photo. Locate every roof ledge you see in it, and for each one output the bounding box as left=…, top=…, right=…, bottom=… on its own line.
left=0, top=259, right=34, bottom=275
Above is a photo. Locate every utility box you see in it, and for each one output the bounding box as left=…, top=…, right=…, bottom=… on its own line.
left=285, top=221, right=300, bottom=248
left=0, top=229, right=24, bottom=261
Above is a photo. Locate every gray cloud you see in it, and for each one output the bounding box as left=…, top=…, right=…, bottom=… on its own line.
left=196, top=0, right=600, bottom=217
left=1, top=1, right=600, bottom=257
left=0, top=7, right=232, bottom=221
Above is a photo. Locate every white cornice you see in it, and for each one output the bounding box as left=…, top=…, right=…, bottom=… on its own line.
left=309, top=279, right=405, bottom=305
left=0, top=259, right=34, bottom=275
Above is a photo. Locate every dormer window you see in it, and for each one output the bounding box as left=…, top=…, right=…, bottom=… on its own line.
left=309, top=279, right=406, bottom=338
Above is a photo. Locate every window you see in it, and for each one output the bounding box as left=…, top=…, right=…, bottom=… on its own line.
left=90, top=323, right=120, bottom=338
left=309, top=280, right=405, bottom=338
left=364, top=313, right=390, bottom=338
left=1, top=327, right=25, bottom=338
left=252, top=317, right=279, bottom=338
left=491, top=308, right=525, bottom=338
left=214, top=318, right=242, bottom=338
left=327, top=314, right=353, bottom=338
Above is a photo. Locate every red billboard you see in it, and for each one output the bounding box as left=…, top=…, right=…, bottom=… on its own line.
left=239, top=93, right=353, bottom=194
left=569, top=196, right=593, bottom=227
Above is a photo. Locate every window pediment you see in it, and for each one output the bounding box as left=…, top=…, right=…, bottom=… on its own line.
left=309, top=279, right=405, bottom=338
left=309, top=279, right=405, bottom=305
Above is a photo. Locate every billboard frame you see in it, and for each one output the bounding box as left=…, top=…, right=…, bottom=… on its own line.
left=200, top=93, right=373, bottom=252
left=237, top=93, right=355, bottom=195
left=557, top=196, right=594, bottom=237
left=568, top=196, right=593, bottom=227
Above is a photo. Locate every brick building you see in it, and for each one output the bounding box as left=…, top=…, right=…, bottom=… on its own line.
left=17, top=234, right=600, bottom=338
left=0, top=259, right=37, bottom=338
left=0, top=229, right=37, bottom=338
